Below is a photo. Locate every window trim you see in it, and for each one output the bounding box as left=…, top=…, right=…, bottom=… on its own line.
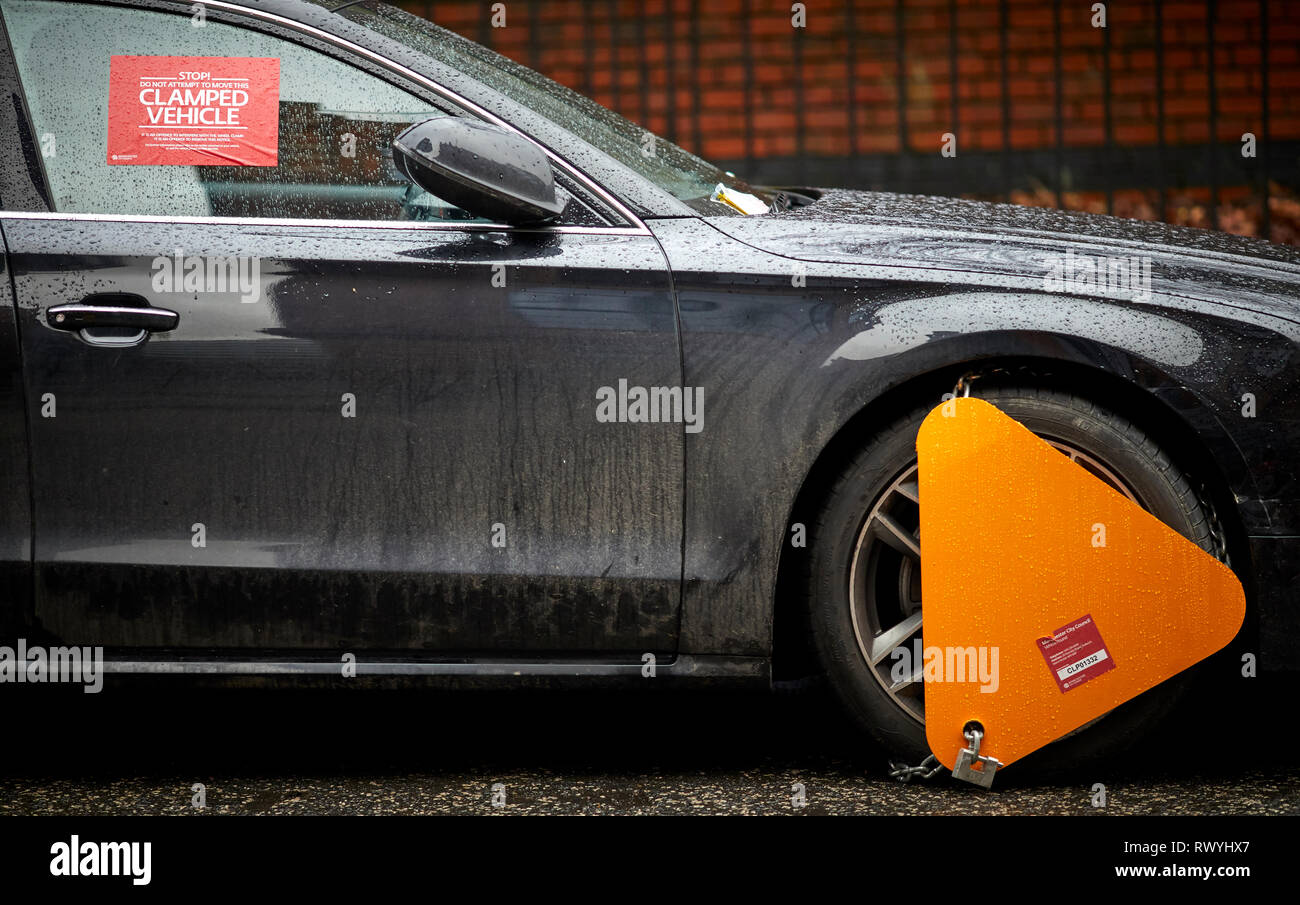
left=0, top=0, right=653, bottom=237
left=0, top=209, right=643, bottom=235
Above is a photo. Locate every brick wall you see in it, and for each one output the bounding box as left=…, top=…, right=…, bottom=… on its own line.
left=397, top=1, right=1300, bottom=242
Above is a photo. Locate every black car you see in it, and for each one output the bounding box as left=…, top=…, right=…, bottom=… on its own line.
left=0, top=0, right=1296, bottom=770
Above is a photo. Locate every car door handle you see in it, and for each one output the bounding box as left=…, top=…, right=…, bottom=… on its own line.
left=48, top=296, right=179, bottom=346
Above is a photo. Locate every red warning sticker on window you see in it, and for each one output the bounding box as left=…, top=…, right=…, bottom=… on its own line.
left=1036, top=613, right=1116, bottom=692
left=108, top=56, right=279, bottom=166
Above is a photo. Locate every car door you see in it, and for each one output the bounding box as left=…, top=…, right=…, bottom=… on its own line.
left=0, top=0, right=683, bottom=656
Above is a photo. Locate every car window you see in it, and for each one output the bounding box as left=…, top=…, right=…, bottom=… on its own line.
left=330, top=1, right=774, bottom=216
left=0, top=0, right=492, bottom=222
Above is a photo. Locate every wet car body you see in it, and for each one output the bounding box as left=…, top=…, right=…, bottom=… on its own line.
left=0, top=0, right=1296, bottom=684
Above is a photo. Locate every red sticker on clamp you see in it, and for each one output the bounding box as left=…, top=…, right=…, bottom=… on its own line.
left=1036, top=613, right=1116, bottom=692
left=108, top=55, right=280, bottom=166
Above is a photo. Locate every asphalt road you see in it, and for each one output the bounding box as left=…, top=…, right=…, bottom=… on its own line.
left=2, top=671, right=1296, bottom=816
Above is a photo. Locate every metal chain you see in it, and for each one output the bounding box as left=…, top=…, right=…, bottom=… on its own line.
left=1199, top=480, right=1231, bottom=565
left=952, top=365, right=1019, bottom=399
left=888, top=754, right=944, bottom=783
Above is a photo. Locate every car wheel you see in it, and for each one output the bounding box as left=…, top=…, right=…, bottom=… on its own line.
left=806, top=384, right=1222, bottom=771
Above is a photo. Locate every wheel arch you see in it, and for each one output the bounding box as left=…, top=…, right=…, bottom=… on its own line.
left=770, top=341, right=1259, bottom=682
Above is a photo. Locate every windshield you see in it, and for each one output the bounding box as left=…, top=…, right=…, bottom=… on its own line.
left=323, top=1, right=772, bottom=215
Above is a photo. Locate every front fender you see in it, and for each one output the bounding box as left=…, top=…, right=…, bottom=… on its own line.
left=650, top=218, right=1300, bottom=658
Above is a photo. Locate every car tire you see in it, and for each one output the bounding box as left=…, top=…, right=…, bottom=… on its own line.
left=806, top=384, right=1221, bottom=772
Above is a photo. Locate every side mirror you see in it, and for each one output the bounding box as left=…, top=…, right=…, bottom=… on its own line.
left=392, top=117, right=565, bottom=226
